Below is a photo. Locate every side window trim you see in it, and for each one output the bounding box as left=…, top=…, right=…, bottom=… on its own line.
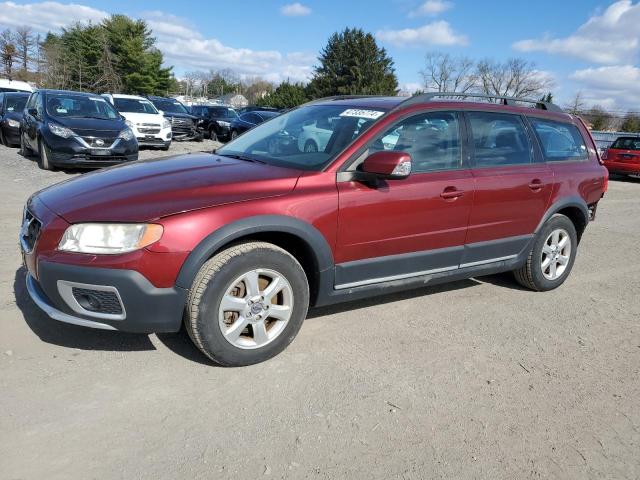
left=462, top=110, right=536, bottom=169
left=341, top=109, right=467, bottom=175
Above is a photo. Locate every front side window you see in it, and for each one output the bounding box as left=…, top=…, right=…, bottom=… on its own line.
left=365, top=111, right=462, bottom=173
left=46, top=94, right=119, bottom=119
left=211, top=107, right=238, bottom=119
left=530, top=118, right=588, bottom=161
left=113, top=98, right=159, bottom=115
left=468, top=112, right=532, bottom=167
left=216, top=104, right=387, bottom=171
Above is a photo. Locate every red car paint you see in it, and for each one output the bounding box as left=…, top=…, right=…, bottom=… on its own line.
left=603, top=144, right=640, bottom=176
left=26, top=98, right=608, bottom=295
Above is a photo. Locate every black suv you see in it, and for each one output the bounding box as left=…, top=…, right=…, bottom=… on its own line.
left=147, top=96, right=201, bottom=141
left=0, top=91, right=29, bottom=147
left=20, top=89, right=138, bottom=170
left=190, top=105, right=238, bottom=141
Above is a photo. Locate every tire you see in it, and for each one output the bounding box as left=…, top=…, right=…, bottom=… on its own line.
left=514, top=214, right=578, bottom=291
left=20, top=132, right=32, bottom=157
left=161, top=143, right=170, bottom=151
left=37, top=137, right=52, bottom=170
left=230, top=130, right=238, bottom=141
left=185, top=242, right=309, bottom=366
left=304, top=140, right=318, bottom=153
left=208, top=128, right=217, bottom=142
left=0, top=128, right=5, bottom=146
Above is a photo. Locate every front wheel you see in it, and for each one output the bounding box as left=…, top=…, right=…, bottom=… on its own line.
left=20, top=132, right=32, bottom=156
left=514, top=214, right=578, bottom=291
left=208, top=128, right=217, bottom=142
left=185, top=242, right=309, bottom=366
left=37, top=137, right=52, bottom=170
left=230, top=130, right=238, bottom=141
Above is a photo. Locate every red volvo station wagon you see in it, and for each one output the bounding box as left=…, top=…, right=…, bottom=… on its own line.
left=21, top=93, right=608, bottom=366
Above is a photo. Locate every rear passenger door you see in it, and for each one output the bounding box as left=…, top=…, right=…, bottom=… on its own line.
left=462, top=111, right=553, bottom=267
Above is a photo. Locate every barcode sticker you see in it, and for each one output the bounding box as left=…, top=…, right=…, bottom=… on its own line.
left=340, top=109, right=385, bottom=120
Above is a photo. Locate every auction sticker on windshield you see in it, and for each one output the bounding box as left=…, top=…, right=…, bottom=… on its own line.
left=340, top=109, right=385, bottom=120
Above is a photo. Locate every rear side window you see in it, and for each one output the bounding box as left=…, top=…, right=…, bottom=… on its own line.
left=530, top=118, right=588, bottom=161
left=367, top=111, right=462, bottom=173
left=610, top=137, right=640, bottom=150
left=468, top=112, right=532, bottom=167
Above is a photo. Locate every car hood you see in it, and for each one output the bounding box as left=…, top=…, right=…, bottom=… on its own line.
left=36, top=153, right=302, bottom=223
left=4, top=111, right=23, bottom=122
left=52, top=116, right=127, bottom=133
left=120, top=112, right=165, bottom=125
left=162, top=112, right=197, bottom=120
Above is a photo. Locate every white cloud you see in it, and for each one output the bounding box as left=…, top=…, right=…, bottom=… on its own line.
left=376, top=20, right=468, bottom=47
left=513, top=0, right=640, bottom=64
left=410, top=0, right=453, bottom=17
left=0, top=1, right=107, bottom=32
left=569, top=65, right=640, bottom=109
left=281, top=2, right=311, bottom=16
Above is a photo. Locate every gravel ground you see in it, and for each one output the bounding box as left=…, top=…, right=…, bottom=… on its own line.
left=0, top=141, right=638, bottom=479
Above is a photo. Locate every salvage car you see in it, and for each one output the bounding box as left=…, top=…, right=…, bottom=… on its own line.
left=20, top=89, right=138, bottom=170
left=103, top=93, right=172, bottom=150
left=602, top=136, right=640, bottom=178
left=21, top=94, right=607, bottom=366
left=190, top=105, right=238, bottom=141
left=0, top=91, right=29, bottom=146
left=147, top=95, right=201, bottom=141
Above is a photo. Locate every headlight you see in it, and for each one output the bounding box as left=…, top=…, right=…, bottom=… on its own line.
left=163, top=118, right=171, bottom=129
left=58, top=223, right=163, bottom=254
left=7, top=119, right=20, bottom=128
left=217, top=121, right=230, bottom=127
left=48, top=122, right=75, bottom=138
left=118, top=128, right=135, bottom=141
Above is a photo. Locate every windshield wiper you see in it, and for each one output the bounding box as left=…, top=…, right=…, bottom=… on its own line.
left=218, top=153, right=266, bottom=164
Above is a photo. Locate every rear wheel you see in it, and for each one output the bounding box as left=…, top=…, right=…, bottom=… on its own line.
left=514, top=214, right=577, bottom=291
left=185, top=242, right=309, bottom=366
left=37, top=137, right=52, bottom=170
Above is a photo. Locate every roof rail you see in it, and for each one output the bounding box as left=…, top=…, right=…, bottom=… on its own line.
left=397, top=92, right=564, bottom=113
left=300, top=95, right=383, bottom=107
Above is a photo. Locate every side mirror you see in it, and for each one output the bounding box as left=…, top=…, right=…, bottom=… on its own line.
left=158, top=110, right=164, bottom=116
left=362, top=151, right=412, bottom=179
left=28, top=107, right=38, bottom=118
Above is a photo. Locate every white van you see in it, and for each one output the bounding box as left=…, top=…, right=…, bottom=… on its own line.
left=102, top=93, right=172, bottom=150
left=0, top=79, right=34, bottom=93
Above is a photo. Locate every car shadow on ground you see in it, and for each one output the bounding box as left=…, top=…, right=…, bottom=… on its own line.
left=609, top=173, right=640, bottom=183
left=14, top=266, right=522, bottom=364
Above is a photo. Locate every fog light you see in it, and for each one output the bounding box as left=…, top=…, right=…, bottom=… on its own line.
left=76, top=293, right=102, bottom=311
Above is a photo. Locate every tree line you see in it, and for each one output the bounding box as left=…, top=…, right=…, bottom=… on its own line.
left=1, top=15, right=178, bottom=95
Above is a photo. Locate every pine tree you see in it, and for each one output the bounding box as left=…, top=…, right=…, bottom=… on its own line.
left=257, top=81, right=309, bottom=109
left=308, top=28, right=398, bottom=98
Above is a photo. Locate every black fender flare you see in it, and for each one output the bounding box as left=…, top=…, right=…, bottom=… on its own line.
left=534, top=196, right=589, bottom=234
left=174, top=215, right=335, bottom=290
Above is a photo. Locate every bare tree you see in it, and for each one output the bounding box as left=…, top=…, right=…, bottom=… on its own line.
left=0, top=29, right=16, bottom=77
left=183, top=71, right=200, bottom=97
left=14, top=26, right=34, bottom=74
left=244, top=77, right=274, bottom=104
left=476, top=58, right=552, bottom=98
left=565, top=91, right=585, bottom=115
left=93, top=34, right=122, bottom=93
left=420, top=52, right=477, bottom=93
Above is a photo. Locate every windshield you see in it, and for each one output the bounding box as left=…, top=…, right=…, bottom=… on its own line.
left=46, top=94, right=120, bottom=119
left=114, top=98, right=158, bottom=114
left=611, top=137, right=640, bottom=150
left=151, top=98, right=189, bottom=114
left=4, top=95, right=28, bottom=112
left=216, top=104, right=387, bottom=170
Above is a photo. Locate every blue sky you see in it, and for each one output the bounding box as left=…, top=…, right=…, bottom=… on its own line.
left=1, top=1, right=639, bottom=110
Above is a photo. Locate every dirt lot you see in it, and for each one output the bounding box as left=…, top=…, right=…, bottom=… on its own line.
left=0, top=141, right=638, bottom=480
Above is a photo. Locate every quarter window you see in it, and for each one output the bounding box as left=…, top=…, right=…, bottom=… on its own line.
left=367, top=112, right=462, bottom=173
left=529, top=118, right=588, bottom=161
left=468, top=112, right=532, bottom=167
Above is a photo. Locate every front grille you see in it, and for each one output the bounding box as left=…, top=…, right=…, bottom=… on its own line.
left=20, top=209, right=41, bottom=253
left=138, top=128, right=161, bottom=134
left=80, top=137, right=117, bottom=148
left=141, top=123, right=161, bottom=127
left=171, top=117, right=193, bottom=128
left=71, top=287, right=123, bottom=315
left=86, top=155, right=129, bottom=162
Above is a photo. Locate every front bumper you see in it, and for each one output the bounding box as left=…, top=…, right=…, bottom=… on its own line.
left=43, top=131, right=139, bottom=168
left=1, top=123, right=21, bottom=145
left=26, top=262, right=187, bottom=333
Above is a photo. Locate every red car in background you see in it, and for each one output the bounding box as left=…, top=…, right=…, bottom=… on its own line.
left=603, top=136, right=640, bottom=178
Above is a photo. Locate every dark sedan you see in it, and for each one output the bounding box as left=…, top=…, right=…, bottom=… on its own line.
left=229, top=110, right=280, bottom=140
left=0, top=92, right=29, bottom=147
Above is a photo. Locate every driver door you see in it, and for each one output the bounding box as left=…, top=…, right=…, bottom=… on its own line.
left=334, top=111, right=474, bottom=288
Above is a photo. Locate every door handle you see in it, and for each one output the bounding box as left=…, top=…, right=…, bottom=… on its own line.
left=528, top=179, right=544, bottom=191
left=440, top=187, right=465, bottom=200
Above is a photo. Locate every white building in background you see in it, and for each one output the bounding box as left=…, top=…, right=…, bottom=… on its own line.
left=217, top=93, right=249, bottom=109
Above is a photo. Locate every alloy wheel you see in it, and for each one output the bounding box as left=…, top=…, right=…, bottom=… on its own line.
left=541, top=228, right=571, bottom=280
left=218, top=268, right=294, bottom=349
